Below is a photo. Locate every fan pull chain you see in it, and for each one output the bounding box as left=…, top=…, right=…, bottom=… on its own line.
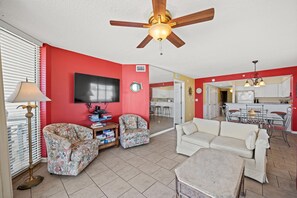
left=159, top=40, right=163, bottom=55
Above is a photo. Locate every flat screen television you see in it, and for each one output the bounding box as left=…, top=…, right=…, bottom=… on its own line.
left=74, top=73, right=120, bottom=103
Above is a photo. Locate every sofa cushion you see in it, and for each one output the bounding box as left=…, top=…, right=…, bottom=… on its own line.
left=183, top=123, right=198, bottom=135
left=182, top=132, right=216, bottom=148
left=193, top=118, right=220, bottom=136
left=220, top=121, right=258, bottom=140
left=210, top=136, right=253, bottom=159
left=245, top=131, right=257, bottom=150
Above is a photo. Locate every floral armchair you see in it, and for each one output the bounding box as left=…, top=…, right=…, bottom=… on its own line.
left=43, top=123, right=99, bottom=176
left=119, top=114, right=150, bottom=148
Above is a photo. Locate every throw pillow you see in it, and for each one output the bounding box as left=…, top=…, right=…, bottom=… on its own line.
left=245, top=131, right=257, bottom=150
left=183, top=123, right=198, bottom=135
left=124, top=116, right=138, bottom=129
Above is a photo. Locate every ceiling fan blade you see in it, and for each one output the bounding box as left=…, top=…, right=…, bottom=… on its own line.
left=137, top=35, right=153, bottom=48
left=152, top=0, right=167, bottom=21
left=170, top=8, right=214, bottom=28
left=167, top=32, right=185, bottom=48
left=110, top=20, right=150, bottom=28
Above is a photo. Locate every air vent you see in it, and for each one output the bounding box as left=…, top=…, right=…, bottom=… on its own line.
left=136, top=65, right=146, bottom=72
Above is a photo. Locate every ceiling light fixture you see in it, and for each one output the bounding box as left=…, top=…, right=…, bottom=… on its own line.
left=244, top=60, right=265, bottom=88
left=148, top=15, right=172, bottom=55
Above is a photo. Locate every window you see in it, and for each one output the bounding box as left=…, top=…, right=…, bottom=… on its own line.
left=0, top=27, right=41, bottom=177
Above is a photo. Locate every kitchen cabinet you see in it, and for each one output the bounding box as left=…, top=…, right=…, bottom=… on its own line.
left=280, top=77, right=290, bottom=97
left=255, top=84, right=279, bottom=97
left=152, top=88, right=172, bottom=98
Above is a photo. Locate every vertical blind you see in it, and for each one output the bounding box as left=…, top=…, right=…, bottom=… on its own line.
left=0, top=27, right=41, bottom=177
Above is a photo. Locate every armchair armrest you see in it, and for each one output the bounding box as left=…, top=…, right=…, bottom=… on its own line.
left=119, top=118, right=126, bottom=134
left=73, top=124, right=93, bottom=140
left=138, top=117, right=148, bottom=129
left=43, top=131, right=72, bottom=162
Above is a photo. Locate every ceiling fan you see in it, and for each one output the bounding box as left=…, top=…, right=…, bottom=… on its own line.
left=110, top=0, right=215, bottom=48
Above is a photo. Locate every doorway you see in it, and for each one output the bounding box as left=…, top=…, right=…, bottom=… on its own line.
left=174, top=80, right=185, bottom=125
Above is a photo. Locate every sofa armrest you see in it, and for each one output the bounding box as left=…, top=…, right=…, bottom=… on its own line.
left=176, top=121, right=193, bottom=146
left=74, top=125, right=93, bottom=140
left=254, top=129, right=270, bottom=170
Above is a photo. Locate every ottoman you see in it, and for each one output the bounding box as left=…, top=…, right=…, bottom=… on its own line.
left=175, top=148, right=245, bottom=198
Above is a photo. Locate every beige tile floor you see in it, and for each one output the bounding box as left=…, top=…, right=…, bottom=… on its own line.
left=149, top=115, right=174, bottom=134
left=13, top=129, right=297, bottom=198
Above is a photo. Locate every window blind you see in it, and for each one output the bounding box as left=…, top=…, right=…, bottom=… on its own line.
left=0, top=27, right=41, bottom=177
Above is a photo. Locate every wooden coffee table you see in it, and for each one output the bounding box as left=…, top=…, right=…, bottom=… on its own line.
left=175, top=149, right=245, bottom=198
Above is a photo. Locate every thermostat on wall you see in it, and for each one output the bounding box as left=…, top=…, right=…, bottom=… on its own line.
left=136, top=65, right=146, bottom=72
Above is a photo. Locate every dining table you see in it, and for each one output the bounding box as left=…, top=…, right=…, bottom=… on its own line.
left=228, top=111, right=284, bottom=135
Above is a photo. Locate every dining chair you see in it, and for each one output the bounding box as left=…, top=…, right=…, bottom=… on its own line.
left=270, top=107, right=292, bottom=147
left=225, top=106, right=239, bottom=122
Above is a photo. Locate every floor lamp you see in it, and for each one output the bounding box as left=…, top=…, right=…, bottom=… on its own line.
left=7, top=79, right=50, bottom=190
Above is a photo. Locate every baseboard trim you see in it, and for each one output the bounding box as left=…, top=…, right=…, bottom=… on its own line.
left=41, top=157, right=48, bottom=163
left=150, top=127, right=175, bottom=138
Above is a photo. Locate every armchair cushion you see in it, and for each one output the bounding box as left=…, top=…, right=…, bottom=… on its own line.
left=71, top=140, right=99, bottom=162
left=123, top=116, right=138, bottom=129
left=126, top=128, right=147, bottom=133
left=54, top=124, right=80, bottom=144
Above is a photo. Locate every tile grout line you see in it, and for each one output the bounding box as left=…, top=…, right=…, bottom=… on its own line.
left=84, top=169, right=109, bottom=198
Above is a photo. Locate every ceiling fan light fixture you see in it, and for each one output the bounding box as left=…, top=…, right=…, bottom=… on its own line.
left=149, top=23, right=172, bottom=41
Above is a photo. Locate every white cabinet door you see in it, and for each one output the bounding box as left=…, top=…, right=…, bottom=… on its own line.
left=254, top=87, right=264, bottom=97
left=152, top=88, right=159, bottom=98
left=264, top=84, right=279, bottom=97
left=255, top=84, right=278, bottom=97
left=282, top=78, right=290, bottom=97
left=169, top=90, right=174, bottom=98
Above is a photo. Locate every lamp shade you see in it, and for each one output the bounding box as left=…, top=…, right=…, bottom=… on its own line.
left=6, top=81, right=51, bottom=103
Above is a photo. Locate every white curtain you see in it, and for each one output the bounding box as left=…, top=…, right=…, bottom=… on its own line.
left=0, top=47, right=13, bottom=198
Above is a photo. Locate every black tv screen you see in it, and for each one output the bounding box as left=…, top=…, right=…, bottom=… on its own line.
left=74, top=73, right=120, bottom=103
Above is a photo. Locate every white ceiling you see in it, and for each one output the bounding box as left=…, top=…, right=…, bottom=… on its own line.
left=149, top=65, right=173, bottom=84
left=1, top=0, right=297, bottom=78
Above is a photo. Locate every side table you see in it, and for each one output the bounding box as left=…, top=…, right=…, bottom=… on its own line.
left=91, top=122, right=119, bottom=150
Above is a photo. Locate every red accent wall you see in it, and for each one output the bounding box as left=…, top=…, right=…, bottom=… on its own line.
left=195, top=66, right=297, bottom=130
left=40, top=45, right=149, bottom=157
left=122, top=64, right=150, bottom=121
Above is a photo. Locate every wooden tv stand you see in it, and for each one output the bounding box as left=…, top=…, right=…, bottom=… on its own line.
left=91, top=122, right=119, bottom=150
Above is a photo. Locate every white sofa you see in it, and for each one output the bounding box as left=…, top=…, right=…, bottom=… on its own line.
left=176, top=118, right=270, bottom=183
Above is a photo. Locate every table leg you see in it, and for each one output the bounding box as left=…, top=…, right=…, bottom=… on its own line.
left=240, top=174, right=245, bottom=197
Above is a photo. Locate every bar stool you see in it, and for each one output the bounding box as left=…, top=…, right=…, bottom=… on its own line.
left=155, top=106, right=162, bottom=116
left=163, top=106, right=170, bottom=117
